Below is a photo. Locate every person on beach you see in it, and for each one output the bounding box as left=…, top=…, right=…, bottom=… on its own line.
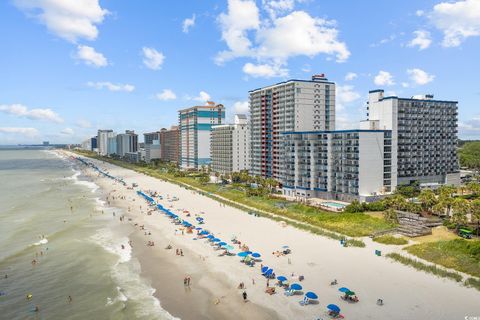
left=242, top=291, right=247, bottom=302
left=180, top=249, right=184, bottom=256
left=68, top=295, right=72, bottom=303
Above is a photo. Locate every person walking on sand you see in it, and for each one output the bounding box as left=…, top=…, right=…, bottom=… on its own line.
left=68, top=295, right=72, bottom=303
left=242, top=291, right=247, bottom=302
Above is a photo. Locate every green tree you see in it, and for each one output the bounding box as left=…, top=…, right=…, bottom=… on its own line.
left=467, top=182, right=480, bottom=196
left=470, top=199, right=480, bottom=237
left=383, top=194, right=408, bottom=211
left=383, top=208, right=399, bottom=224
left=417, top=189, right=438, bottom=213
left=451, top=198, right=469, bottom=229
left=395, top=182, right=421, bottom=198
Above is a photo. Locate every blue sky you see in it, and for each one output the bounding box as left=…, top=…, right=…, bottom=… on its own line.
left=1, top=0, right=479, bottom=144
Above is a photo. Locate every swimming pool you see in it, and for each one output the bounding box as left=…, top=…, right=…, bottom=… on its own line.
left=322, top=202, right=347, bottom=209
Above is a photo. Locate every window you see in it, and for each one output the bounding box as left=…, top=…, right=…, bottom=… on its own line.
left=296, top=88, right=301, bottom=93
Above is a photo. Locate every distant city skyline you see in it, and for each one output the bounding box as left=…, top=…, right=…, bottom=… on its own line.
left=1, top=0, right=480, bottom=144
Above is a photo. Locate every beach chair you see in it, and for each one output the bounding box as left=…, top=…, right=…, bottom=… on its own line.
left=284, top=289, right=294, bottom=296
left=299, top=296, right=309, bottom=306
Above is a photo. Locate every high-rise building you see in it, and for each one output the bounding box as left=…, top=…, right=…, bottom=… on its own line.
left=90, top=136, right=97, bottom=151
left=116, top=130, right=138, bottom=157
left=364, top=90, right=460, bottom=187
left=97, top=129, right=114, bottom=156
left=144, top=131, right=162, bottom=163
left=249, top=74, right=335, bottom=179
left=160, top=126, right=180, bottom=164
left=179, top=102, right=225, bottom=169
left=282, top=130, right=392, bottom=202
left=211, top=114, right=250, bottom=175
left=107, top=135, right=117, bottom=156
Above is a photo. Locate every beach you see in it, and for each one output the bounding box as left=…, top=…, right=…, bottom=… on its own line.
left=68, top=151, right=479, bottom=320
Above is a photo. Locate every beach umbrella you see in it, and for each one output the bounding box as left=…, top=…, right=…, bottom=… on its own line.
left=245, top=251, right=252, bottom=255
left=277, top=276, right=287, bottom=282
left=290, top=283, right=302, bottom=291
left=200, top=230, right=209, bottom=235
left=338, top=287, right=349, bottom=293
left=345, top=291, right=355, bottom=296
left=196, top=217, right=204, bottom=221
left=237, top=252, right=250, bottom=257
left=207, top=235, right=215, bottom=239
left=251, top=253, right=261, bottom=258
left=218, top=242, right=227, bottom=246
left=282, top=245, right=289, bottom=248
left=195, top=227, right=202, bottom=230
left=212, top=238, right=221, bottom=242
left=327, top=304, right=340, bottom=313
left=264, top=269, right=273, bottom=276
left=261, top=266, right=269, bottom=273
left=305, top=292, right=318, bottom=300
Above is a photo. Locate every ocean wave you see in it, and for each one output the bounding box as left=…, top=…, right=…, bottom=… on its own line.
left=33, top=239, right=48, bottom=246
left=90, top=228, right=132, bottom=264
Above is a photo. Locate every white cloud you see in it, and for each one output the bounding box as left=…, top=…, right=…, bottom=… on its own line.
left=370, top=34, right=396, bottom=47
left=233, top=101, right=249, bottom=114
left=408, top=30, right=432, bottom=50
left=193, top=91, right=211, bottom=102
left=459, top=116, right=480, bottom=137
left=335, top=114, right=358, bottom=130
left=344, top=72, right=357, bottom=81
left=416, top=10, right=425, bottom=17
left=60, top=127, right=74, bottom=135
left=75, top=45, right=108, bottom=67
left=156, top=89, right=177, bottom=101
left=336, top=85, right=361, bottom=111
left=76, top=119, right=92, bottom=128
left=216, top=0, right=350, bottom=77
left=87, top=81, right=135, bottom=92
left=13, top=0, right=108, bottom=43
left=430, top=0, right=480, bottom=47
left=0, top=127, right=39, bottom=137
left=407, top=68, right=435, bottom=85
left=374, top=71, right=395, bottom=86
left=401, top=82, right=410, bottom=88
left=182, top=14, right=196, bottom=33
left=242, top=62, right=288, bottom=78
left=0, top=104, right=63, bottom=123
left=263, top=0, right=296, bottom=18
left=142, top=47, right=165, bottom=70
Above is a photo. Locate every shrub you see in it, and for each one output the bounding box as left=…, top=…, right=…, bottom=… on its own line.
left=344, top=200, right=365, bottom=213
left=373, top=235, right=408, bottom=245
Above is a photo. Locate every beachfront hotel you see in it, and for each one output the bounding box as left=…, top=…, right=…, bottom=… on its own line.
left=249, top=74, right=336, bottom=179
left=143, top=131, right=162, bottom=163
left=116, top=130, right=139, bottom=157
left=179, top=102, right=225, bottom=169
left=280, top=90, right=459, bottom=201
left=364, top=90, right=460, bottom=187
left=210, top=114, right=250, bottom=175
left=97, top=129, right=115, bottom=156
left=160, top=126, right=180, bottom=164
left=281, top=130, right=392, bottom=202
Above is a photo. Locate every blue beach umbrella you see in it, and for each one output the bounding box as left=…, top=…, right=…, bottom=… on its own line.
left=245, top=251, right=252, bottom=254
left=261, top=266, right=269, bottom=273
left=251, top=253, right=261, bottom=258
left=212, top=238, right=221, bottom=242
left=264, top=269, right=273, bottom=276
left=196, top=217, right=204, bottom=221
left=200, top=230, right=209, bottom=235
left=195, top=227, right=202, bottom=230
left=338, top=287, right=349, bottom=293
left=290, top=283, right=302, bottom=291
left=207, top=235, right=215, bottom=239
left=305, top=292, right=318, bottom=300
left=277, top=276, right=287, bottom=282
left=237, top=252, right=250, bottom=257
left=327, top=304, right=340, bottom=313
left=218, top=242, right=227, bottom=246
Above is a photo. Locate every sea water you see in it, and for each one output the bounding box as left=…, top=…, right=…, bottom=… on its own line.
left=0, top=149, right=177, bottom=320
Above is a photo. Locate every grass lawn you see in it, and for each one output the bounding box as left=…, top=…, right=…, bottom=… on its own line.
left=405, top=239, right=480, bottom=278
left=73, top=151, right=395, bottom=237
left=373, top=235, right=409, bottom=245
left=414, top=226, right=460, bottom=243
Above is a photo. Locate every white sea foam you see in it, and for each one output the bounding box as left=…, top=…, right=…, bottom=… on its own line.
left=90, top=228, right=131, bottom=263
left=91, top=227, right=178, bottom=320
left=33, top=239, right=48, bottom=246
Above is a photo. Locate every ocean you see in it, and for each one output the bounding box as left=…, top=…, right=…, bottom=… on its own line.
left=0, top=149, right=177, bottom=320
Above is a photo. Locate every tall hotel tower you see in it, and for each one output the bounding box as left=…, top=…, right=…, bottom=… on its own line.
left=249, top=74, right=335, bottom=179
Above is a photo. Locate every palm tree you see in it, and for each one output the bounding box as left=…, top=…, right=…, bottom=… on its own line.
left=451, top=198, right=469, bottom=230
left=417, top=189, right=438, bottom=213
left=383, top=194, right=407, bottom=211
left=470, top=199, right=480, bottom=237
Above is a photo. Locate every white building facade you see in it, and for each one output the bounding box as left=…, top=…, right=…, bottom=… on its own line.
left=97, top=129, right=114, bottom=156
left=249, top=75, right=335, bottom=179
left=365, top=90, right=460, bottom=187
left=179, top=102, right=225, bottom=169
left=211, top=114, right=250, bottom=174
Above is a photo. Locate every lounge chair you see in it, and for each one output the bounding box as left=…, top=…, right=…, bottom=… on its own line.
left=284, top=289, right=294, bottom=296
left=299, top=296, right=309, bottom=306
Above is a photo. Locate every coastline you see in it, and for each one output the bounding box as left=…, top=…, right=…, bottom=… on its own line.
left=71, top=151, right=480, bottom=320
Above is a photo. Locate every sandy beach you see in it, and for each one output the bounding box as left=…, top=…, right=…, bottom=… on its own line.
left=68, top=151, right=479, bottom=320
